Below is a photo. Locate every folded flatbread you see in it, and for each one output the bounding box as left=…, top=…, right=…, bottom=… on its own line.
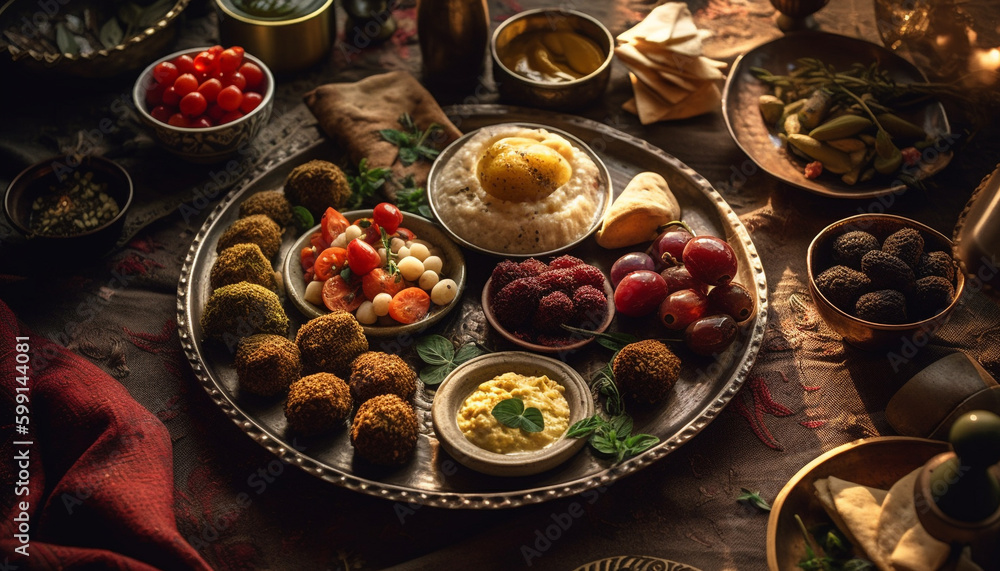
left=595, top=171, right=680, bottom=249
left=877, top=469, right=949, bottom=571
left=304, top=71, right=462, bottom=199
left=826, top=475, right=893, bottom=570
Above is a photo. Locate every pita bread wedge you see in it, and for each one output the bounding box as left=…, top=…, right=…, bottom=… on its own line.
left=877, top=468, right=950, bottom=571
left=595, top=172, right=680, bottom=248
left=828, top=475, right=892, bottom=571
left=617, top=3, right=695, bottom=45
left=629, top=75, right=721, bottom=124
left=614, top=44, right=692, bottom=104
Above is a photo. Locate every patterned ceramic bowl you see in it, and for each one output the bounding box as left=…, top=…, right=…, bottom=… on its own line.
left=131, top=47, right=274, bottom=164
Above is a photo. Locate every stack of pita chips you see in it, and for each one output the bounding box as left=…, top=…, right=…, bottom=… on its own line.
left=813, top=471, right=983, bottom=570
left=616, top=3, right=727, bottom=124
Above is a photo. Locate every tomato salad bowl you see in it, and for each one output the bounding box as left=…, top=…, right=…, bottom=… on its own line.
left=132, top=46, right=274, bottom=163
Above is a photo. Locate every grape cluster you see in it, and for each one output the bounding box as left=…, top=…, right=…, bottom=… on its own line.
left=610, top=223, right=755, bottom=356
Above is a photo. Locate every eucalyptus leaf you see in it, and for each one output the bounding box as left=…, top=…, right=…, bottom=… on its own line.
left=415, top=335, right=454, bottom=366
left=99, top=18, right=124, bottom=49
left=55, top=23, right=80, bottom=55
left=418, top=363, right=451, bottom=386
left=491, top=398, right=544, bottom=433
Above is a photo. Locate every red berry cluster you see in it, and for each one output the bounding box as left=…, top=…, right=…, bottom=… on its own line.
left=488, top=256, right=609, bottom=347
left=610, top=223, right=755, bottom=356
left=143, top=45, right=266, bottom=129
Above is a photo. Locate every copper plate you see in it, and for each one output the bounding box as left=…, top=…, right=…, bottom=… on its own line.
left=766, top=436, right=948, bottom=570
left=177, top=105, right=768, bottom=508
left=722, top=32, right=952, bottom=199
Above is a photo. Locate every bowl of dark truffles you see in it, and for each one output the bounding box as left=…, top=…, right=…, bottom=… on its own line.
left=807, top=214, right=964, bottom=350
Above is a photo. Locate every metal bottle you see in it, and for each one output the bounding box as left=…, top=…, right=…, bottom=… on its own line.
left=416, top=0, right=490, bottom=97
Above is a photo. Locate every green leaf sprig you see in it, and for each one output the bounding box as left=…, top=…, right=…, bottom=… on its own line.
left=395, top=176, right=432, bottom=219
left=794, top=514, right=874, bottom=571
left=346, top=158, right=391, bottom=209
left=492, top=398, right=544, bottom=433
left=737, top=488, right=772, bottom=512
left=414, top=335, right=487, bottom=386
left=379, top=113, right=444, bottom=166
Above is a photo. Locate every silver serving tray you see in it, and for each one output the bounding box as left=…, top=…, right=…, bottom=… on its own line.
left=177, top=104, right=768, bottom=508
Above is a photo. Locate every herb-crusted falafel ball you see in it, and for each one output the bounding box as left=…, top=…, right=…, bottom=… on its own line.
left=916, top=251, right=956, bottom=282
left=210, top=243, right=278, bottom=292
left=882, top=227, right=924, bottom=269
left=348, top=351, right=417, bottom=402
left=239, top=190, right=294, bottom=227
left=235, top=334, right=300, bottom=396
left=832, top=231, right=880, bottom=269
left=814, top=265, right=872, bottom=311
left=861, top=250, right=915, bottom=291
left=854, top=290, right=908, bottom=324
left=283, top=160, right=351, bottom=218
left=350, top=394, right=419, bottom=465
left=611, top=340, right=681, bottom=405
left=216, top=214, right=283, bottom=260
left=295, top=311, right=368, bottom=377
left=910, top=276, right=955, bottom=319
left=284, top=373, right=353, bottom=435
left=201, top=282, right=289, bottom=342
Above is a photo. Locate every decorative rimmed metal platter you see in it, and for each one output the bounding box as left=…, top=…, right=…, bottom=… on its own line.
left=177, top=104, right=768, bottom=509
left=722, top=32, right=952, bottom=200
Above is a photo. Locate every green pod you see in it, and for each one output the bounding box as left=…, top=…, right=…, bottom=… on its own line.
left=786, top=134, right=853, bottom=174
left=876, top=113, right=927, bottom=140
left=809, top=115, right=873, bottom=141
left=799, top=89, right=833, bottom=130
left=875, top=128, right=898, bottom=159
left=826, top=138, right=868, bottom=153
left=759, top=95, right=785, bottom=125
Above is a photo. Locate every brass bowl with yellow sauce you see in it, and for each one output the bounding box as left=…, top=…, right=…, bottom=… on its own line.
left=491, top=9, right=614, bottom=110
left=431, top=352, right=595, bottom=477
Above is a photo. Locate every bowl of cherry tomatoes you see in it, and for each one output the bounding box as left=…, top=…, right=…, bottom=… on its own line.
left=282, top=204, right=467, bottom=338
left=132, top=45, right=273, bottom=163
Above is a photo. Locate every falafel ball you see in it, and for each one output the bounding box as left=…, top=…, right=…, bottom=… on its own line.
left=295, top=311, right=368, bottom=377
left=210, top=243, right=279, bottom=292
left=284, top=373, right=353, bottom=435
left=201, top=282, right=289, bottom=342
left=854, top=290, right=908, bottom=324
left=611, top=340, right=681, bottom=405
left=216, top=214, right=283, bottom=260
left=814, top=265, right=872, bottom=311
left=832, top=231, right=880, bottom=269
left=283, top=160, right=351, bottom=218
left=235, top=334, right=301, bottom=397
left=910, top=276, right=955, bottom=319
left=348, top=351, right=417, bottom=402
left=916, top=251, right=956, bottom=282
left=882, top=227, right=924, bottom=268
left=350, top=394, right=419, bottom=465
left=861, top=250, right=915, bottom=291
left=239, top=190, right=294, bottom=227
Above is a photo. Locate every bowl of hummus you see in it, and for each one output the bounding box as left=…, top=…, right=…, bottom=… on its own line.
left=430, top=351, right=595, bottom=477
left=427, top=123, right=612, bottom=257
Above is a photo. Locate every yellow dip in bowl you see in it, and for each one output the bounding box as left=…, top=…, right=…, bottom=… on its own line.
left=457, top=372, right=570, bottom=454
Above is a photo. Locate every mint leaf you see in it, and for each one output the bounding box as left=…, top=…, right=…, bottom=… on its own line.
left=491, top=398, right=544, bottom=433
left=415, top=335, right=454, bottom=365
left=737, top=488, right=772, bottom=512
left=453, top=343, right=485, bottom=365
left=418, top=363, right=451, bottom=386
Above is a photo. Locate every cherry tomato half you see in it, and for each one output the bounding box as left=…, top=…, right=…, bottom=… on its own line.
left=322, top=275, right=363, bottom=313
left=320, top=207, right=349, bottom=245
left=314, top=247, right=348, bottom=282
left=362, top=267, right=405, bottom=301
left=388, top=287, right=431, bottom=324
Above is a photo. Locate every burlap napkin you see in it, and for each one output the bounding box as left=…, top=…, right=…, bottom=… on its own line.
left=304, top=71, right=462, bottom=199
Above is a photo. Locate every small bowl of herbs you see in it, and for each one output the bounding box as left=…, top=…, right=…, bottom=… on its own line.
left=3, top=155, right=133, bottom=257
left=0, top=0, right=190, bottom=78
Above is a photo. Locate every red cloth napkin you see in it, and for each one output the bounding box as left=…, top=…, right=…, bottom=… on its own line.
left=0, top=301, right=210, bottom=570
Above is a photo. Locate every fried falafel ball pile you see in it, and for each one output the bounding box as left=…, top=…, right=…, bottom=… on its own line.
left=348, top=351, right=417, bottom=402
left=283, top=160, right=351, bottom=218
left=216, top=214, right=283, bottom=260
left=612, top=340, right=681, bottom=405
left=235, top=334, right=301, bottom=396
left=295, top=311, right=368, bottom=377
left=201, top=282, right=289, bottom=342
left=816, top=226, right=958, bottom=324
left=350, top=394, right=419, bottom=465
left=239, top=190, right=294, bottom=227
left=284, top=372, right=353, bottom=435
left=210, top=243, right=279, bottom=292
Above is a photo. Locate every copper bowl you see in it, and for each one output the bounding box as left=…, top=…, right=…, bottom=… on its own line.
left=807, top=213, right=965, bottom=350
left=491, top=8, right=613, bottom=110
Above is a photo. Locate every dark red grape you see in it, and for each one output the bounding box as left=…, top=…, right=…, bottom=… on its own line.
left=660, top=266, right=708, bottom=295
left=708, top=282, right=755, bottom=323
left=658, top=289, right=708, bottom=330
left=684, top=314, right=738, bottom=356
left=649, top=226, right=693, bottom=268
left=613, top=270, right=668, bottom=317
left=610, top=252, right=655, bottom=288
left=683, top=236, right=738, bottom=286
